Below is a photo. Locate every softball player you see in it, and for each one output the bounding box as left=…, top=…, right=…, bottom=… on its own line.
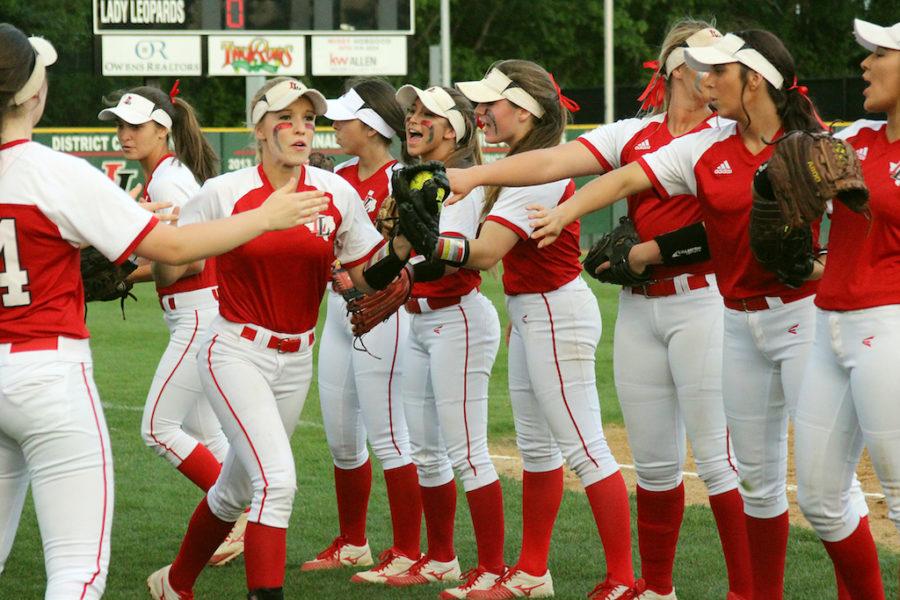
left=98, top=86, right=250, bottom=566
left=425, top=60, right=632, bottom=600
left=447, top=22, right=753, bottom=600
left=794, top=18, right=900, bottom=600
left=303, top=78, right=423, bottom=573
left=363, top=84, right=505, bottom=598
left=0, top=27, right=327, bottom=600
left=146, top=77, right=416, bottom=600
left=528, top=30, right=870, bottom=600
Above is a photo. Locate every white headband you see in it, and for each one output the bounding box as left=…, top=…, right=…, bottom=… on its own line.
left=456, top=68, right=546, bottom=118
left=250, top=79, right=328, bottom=125
left=12, top=36, right=57, bottom=106
left=685, top=33, right=785, bottom=90
left=395, top=85, right=467, bottom=141
left=663, top=27, right=723, bottom=75
left=325, top=89, right=396, bottom=138
left=97, top=93, right=173, bottom=129
left=853, top=18, right=900, bottom=52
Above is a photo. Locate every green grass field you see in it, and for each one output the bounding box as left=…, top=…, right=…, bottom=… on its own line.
left=1, top=278, right=896, bottom=599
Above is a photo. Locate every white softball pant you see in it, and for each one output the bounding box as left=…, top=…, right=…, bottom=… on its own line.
left=614, top=278, right=738, bottom=494
left=401, top=291, right=501, bottom=491
left=141, top=288, right=229, bottom=467
left=198, top=317, right=314, bottom=529
left=318, top=290, right=412, bottom=471
left=796, top=305, right=900, bottom=542
left=507, top=276, right=620, bottom=486
left=0, top=338, right=113, bottom=600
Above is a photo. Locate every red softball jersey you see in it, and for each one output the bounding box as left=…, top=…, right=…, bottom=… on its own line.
left=638, top=122, right=818, bottom=303
left=817, top=120, right=900, bottom=311
left=411, top=186, right=483, bottom=300
left=486, top=178, right=583, bottom=295
left=334, top=156, right=399, bottom=224
left=578, top=113, right=722, bottom=281
left=0, top=140, right=158, bottom=342
left=143, top=154, right=217, bottom=297
left=179, top=164, right=383, bottom=333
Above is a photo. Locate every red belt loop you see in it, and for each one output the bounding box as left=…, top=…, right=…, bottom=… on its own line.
left=240, top=326, right=257, bottom=342
left=167, top=297, right=177, bottom=310
left=630, top=274, right=710, bottom=298
left=9, top=338, right=59, bottom=353
left=404, top=296, right=463, bottom=314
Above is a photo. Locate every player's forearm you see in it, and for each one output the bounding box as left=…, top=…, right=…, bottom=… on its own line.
left=151, top=261, right=190, bottom=288
left=464, top=237, right=505, bottom=271
left=139, top=209, right=270, bottom=265
left=126, top=262, right=154, bottom=283
left=565, top=163, right=651, bottom=224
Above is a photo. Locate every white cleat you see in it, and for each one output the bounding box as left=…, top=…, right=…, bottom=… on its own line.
left=440, top=567, right=503, bottom=599
left=300, top=536, right=373, bottom=571
left=385, top=555, right=461, bottom=587
left=467, top=567, right=554, bottom=598
left=351, top=548, right=421, bottom=584
left=631, top=579, right=676, bottom=599
left=147, top=565, right=193, bottom=600
left=208, top=512, right=248, bottom=567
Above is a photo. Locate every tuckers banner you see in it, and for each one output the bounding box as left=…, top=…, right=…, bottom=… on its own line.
left=208, top=35, right=306, bottom=76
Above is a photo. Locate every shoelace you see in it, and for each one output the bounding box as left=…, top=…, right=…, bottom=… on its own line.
left=372, top=548, right=400, bottom=572
left=315, top=536, right=346, bottom=560
left=458, top=568, right=488, bottom=590
left=588, top=580, right=633, bottom=600
left=402, top=554, right=432, bottom=576
left=493, top=567, right=516, bottom=586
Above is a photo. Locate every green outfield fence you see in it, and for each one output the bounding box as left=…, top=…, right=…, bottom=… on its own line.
left=35, top=122, right=850, bottom=247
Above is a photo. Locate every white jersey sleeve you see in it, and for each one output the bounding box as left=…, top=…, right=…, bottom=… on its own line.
left=439, top=187, right=485, bottom=238
left=487, top=180, right=570, bottom=239
left=834, top=119, right=886, bottom=141
left=578, top=115, right=663, bottom=171
left=179, top=167, right=260, bottom=226
left=146, top=158, right=201, bottom=214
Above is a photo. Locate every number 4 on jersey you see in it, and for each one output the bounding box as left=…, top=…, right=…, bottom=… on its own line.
left=0, top=219, right=31, bottom=307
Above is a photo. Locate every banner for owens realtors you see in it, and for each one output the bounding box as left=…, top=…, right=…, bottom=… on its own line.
left=208, top=36, right=305, bottom=76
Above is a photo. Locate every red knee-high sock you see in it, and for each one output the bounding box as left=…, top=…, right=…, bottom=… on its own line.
left=384, top=463, right=422, bottom=558
left=708, top=489, right=752, bottom=598
left=836, top=565, right=853, bottom=600
left=169, top=497, right=235, bottom=593
left=177, top=444, right=222, bottom=491
left=517, top=468, right=563, bottom=577
left=745, top=511, right=789, bottom=600
left=244, top=522, right=287, bottom=590
left=334, top=459, right=372, bottom=546
left=421, top=480, right=457, bottom=562
left=636, top=484, right=684, bottom=594
left=466, top=480, right=505, bottom=574
left=585, top=471, right=634, bottom=586
left=823, top=516, right=885, bottom=600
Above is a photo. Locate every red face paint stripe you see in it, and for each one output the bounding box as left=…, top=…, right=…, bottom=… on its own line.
left=540, top=293, right=599, bottom=469
left=148, top=309, right=201, bottom=462
left=458, top=305, right=477, bottom=476
left=79, top=363, right=109, bottom=600
left=206, top=335, right=270, bottom=518
left=273, top=122, right=292, bottom=133
left=388, top=315, right=401, bottom=455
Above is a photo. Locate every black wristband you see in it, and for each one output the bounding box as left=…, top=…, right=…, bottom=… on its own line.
left=654, top=222, right=710, bottom=266
left=412, top=259, right=447, bottom=282
left=362, top=239, right=407, bottom=290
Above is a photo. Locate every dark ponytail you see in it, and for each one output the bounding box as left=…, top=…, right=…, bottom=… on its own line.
left=0, top=24, right=38, bottom=139
left=108, top=85, right=219, bottom=183
left=735, top=30, right=825, bottom=133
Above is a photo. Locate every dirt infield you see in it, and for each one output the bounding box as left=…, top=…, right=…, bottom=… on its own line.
left=490, top=424, right=898, bottom=552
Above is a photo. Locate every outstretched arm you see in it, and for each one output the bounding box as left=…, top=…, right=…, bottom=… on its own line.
left=529, top=162, right=652, bottom=247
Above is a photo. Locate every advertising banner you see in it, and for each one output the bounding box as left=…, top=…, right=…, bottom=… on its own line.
left=311, top=36, right=406, bottom=76
left=208, top=35, right=305, bottom=76
left=101, top=35, right=202, bottom=76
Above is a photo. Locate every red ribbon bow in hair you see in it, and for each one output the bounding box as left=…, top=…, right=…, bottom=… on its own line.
left=636, top=60, right=666, bottom=111
left=548, top=72, right=581, bottom=113
left=788, top=76, right=828, bottom=131
left=169, top=79, right=181, bottom=103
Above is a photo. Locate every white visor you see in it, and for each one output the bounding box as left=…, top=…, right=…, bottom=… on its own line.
left=12, top=36, right=58, bottom=106
left=664, top=27, right=723, bottom=75
left=249, top=79, right=328, bottom=125
left=456, top=68, right=546, bottom=118
left=685, top=33, right=785, bottom=90
left=97, top=92, right=173, bottom=129
left=853, top=18, right=900, bottom=52
left=396, top=85, right=467, bottom=141
left=325, top=89, right=396, bottom=138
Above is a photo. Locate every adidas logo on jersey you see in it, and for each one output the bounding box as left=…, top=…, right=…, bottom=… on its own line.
left=890, top=161, right=900, bottom=187
left=855, top=147, right=868, bottom=161
left=713, top=160, right=733, bottom=175
left=633, top=139, right=651, bottom=151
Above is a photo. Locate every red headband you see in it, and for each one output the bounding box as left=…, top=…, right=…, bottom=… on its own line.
left=788, top=76, right=828, bottom=131
left=548, top=72, right=580, bottom=113
left=636, top=60, right=666, bottom=111
left=169, top=79, right=181, bottom=104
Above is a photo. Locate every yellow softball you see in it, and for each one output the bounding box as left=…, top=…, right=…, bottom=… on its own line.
left=409, top=171, right=446, bottom=202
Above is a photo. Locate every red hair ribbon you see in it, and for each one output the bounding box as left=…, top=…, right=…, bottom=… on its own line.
left=548, top=72, right=581, bottom=113
left=169, top=79, right=181, bottom=103
left=636, top=60, right=666, bottom=111
left=788, top=76, right=828, bottom=131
